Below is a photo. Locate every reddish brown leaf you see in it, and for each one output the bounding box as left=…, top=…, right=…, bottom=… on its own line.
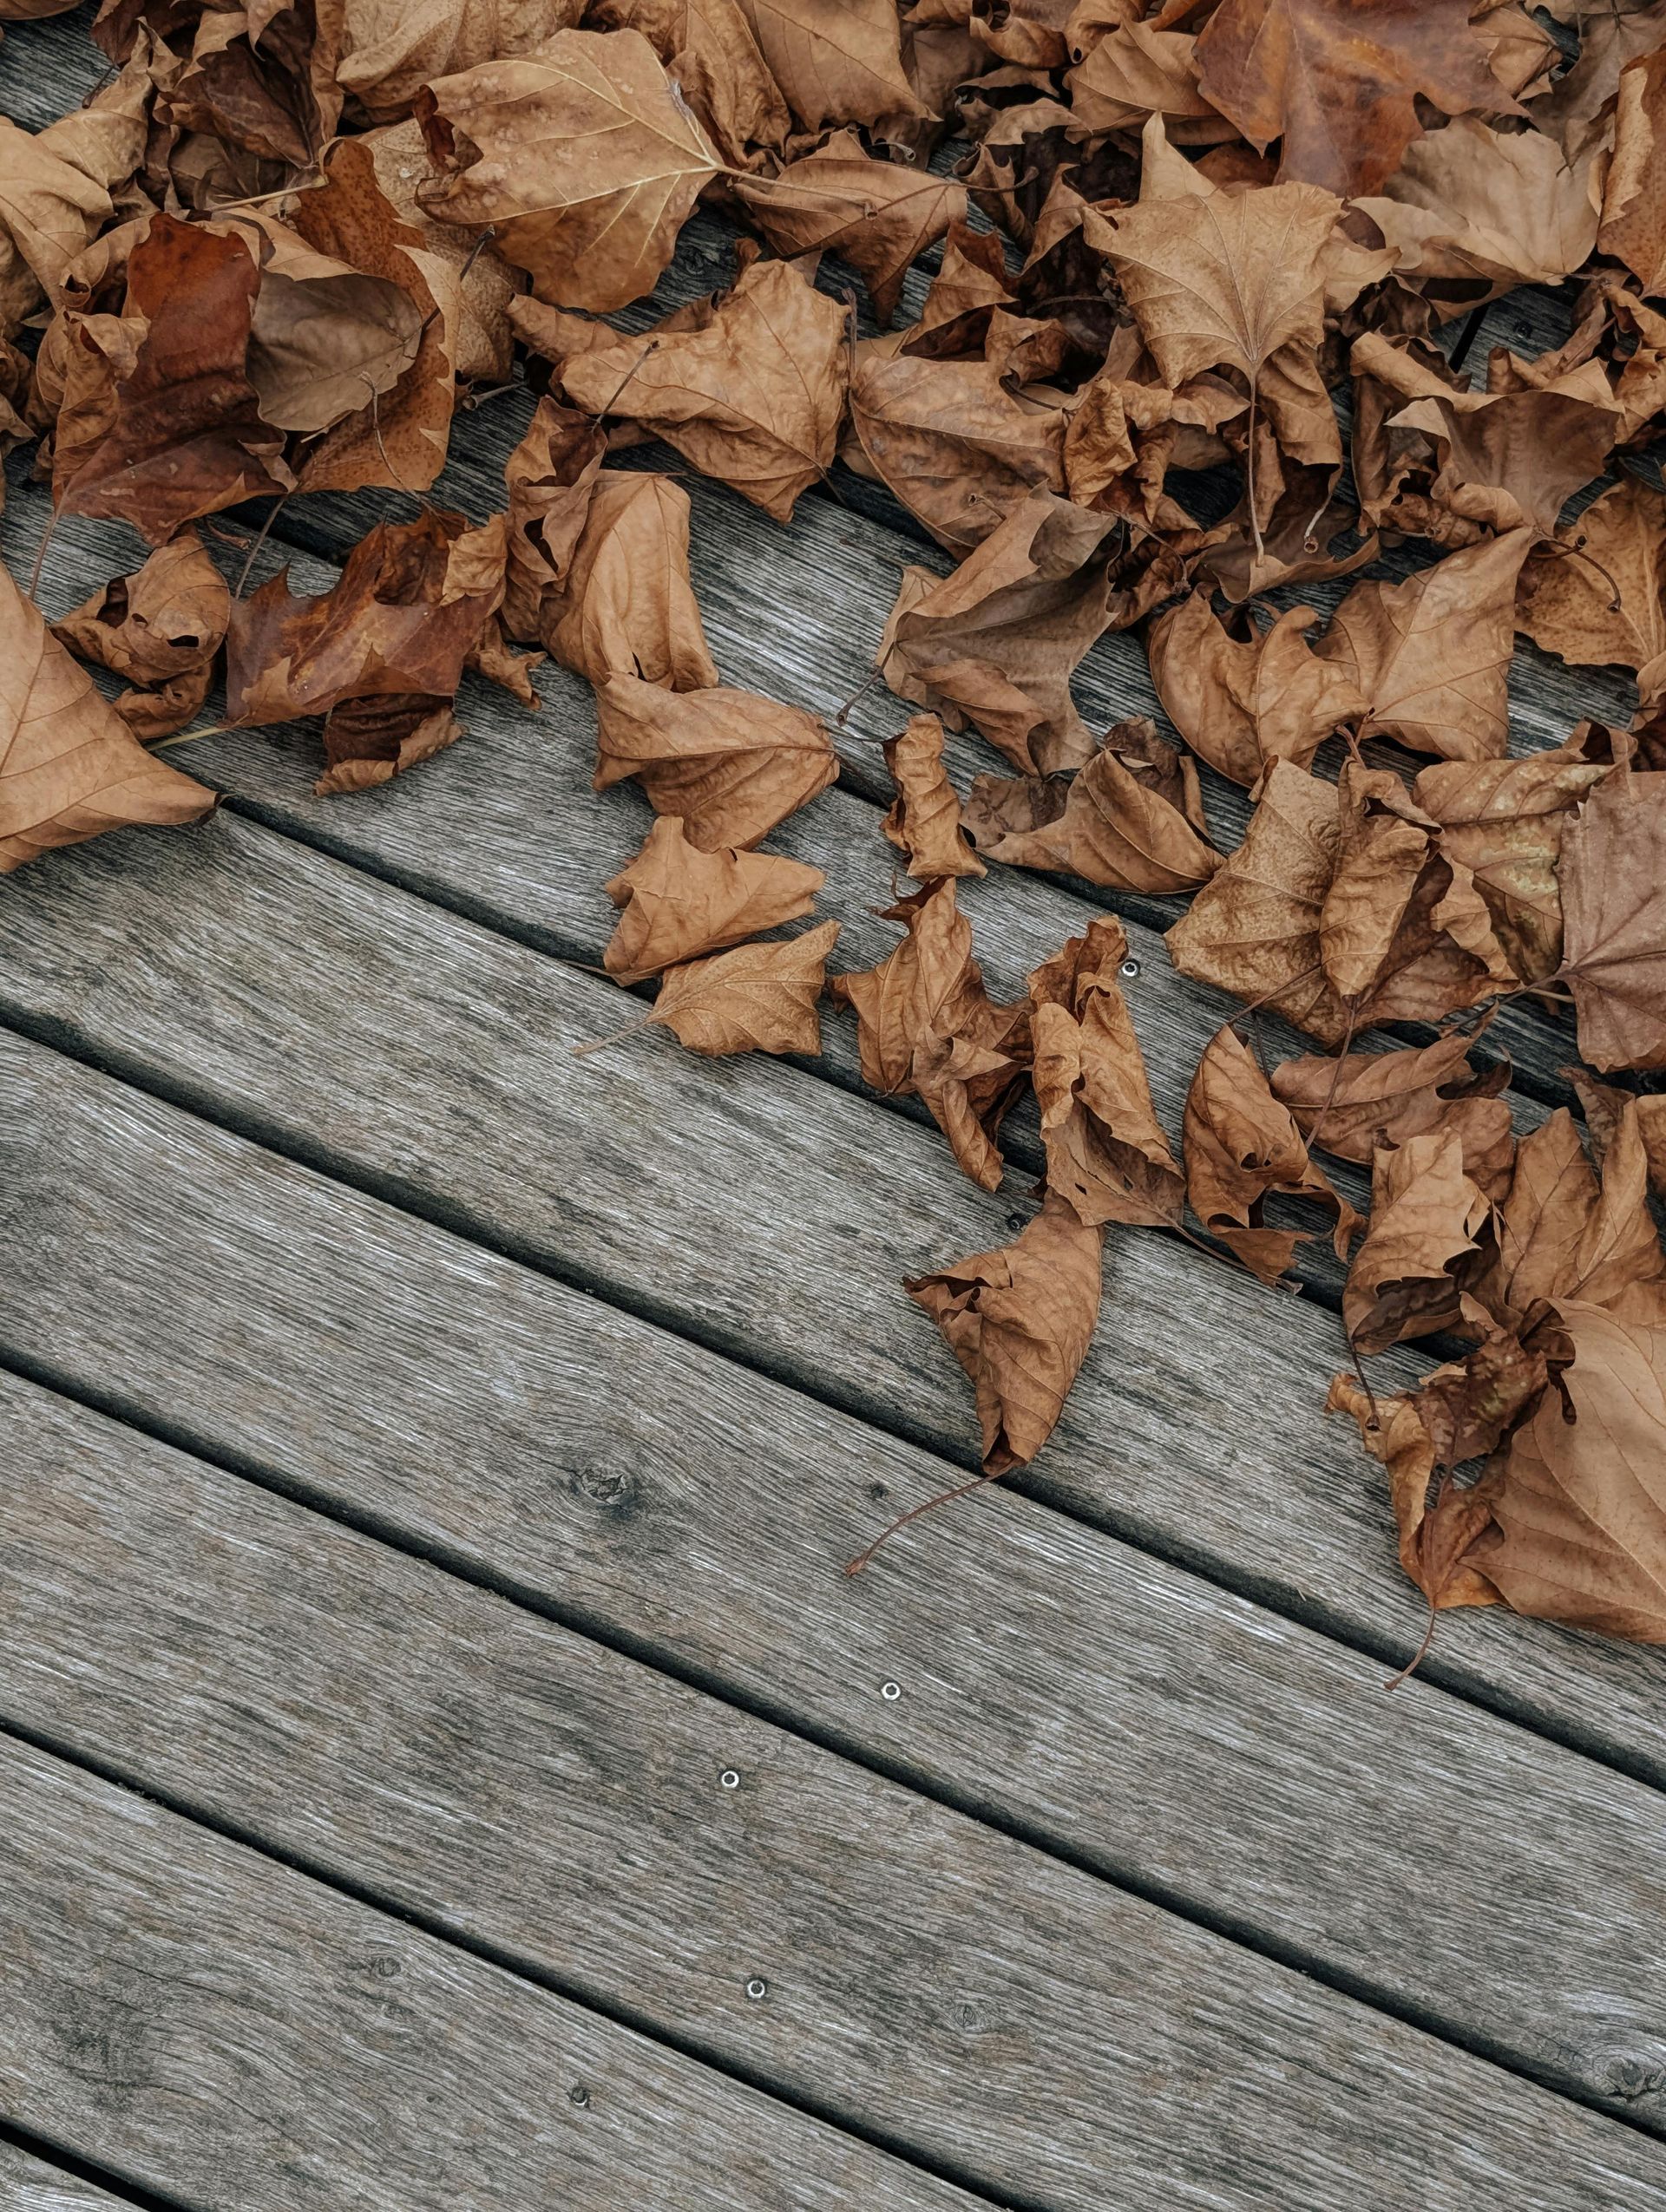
left=882, top=711, right=984, bottom=881
left=1343, top=1129, right=1495, bottom=1356
left=51, top=528, right=229, bottom=743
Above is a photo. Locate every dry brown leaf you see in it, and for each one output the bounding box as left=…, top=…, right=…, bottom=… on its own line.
left=1314, top=529, right=1534, bottom=761
left=1028, top=914, right=1184, bottom=1230
left=1318, top=757, right=1435, bottom=1006
left=591, top=0, right=790, bottom=169
left=416, top=27, right=719, bottom=311
left=1410, top=726, right=1615, bottom=985
left=643, top=917, right=839, bottom=1055
left=1184, top=1022, right=1357, bottom=1285
left=357, top=119, right=521, bottom=383
left=602, top=814, right=823, bottom=984
left=594, top=672, right=837, bottom=849
left=229, top=212, right=425, bottom=439
left=965, top=730, right=1222, bottom=896
left=499, top=395, right=607, bottom=645
left=58, top=213, right=295, bottom=543
left=1, top=555, right=216, bottom=873
left=1356, top=116, right=1601, bottom=300
left=1273, top=1032, right=1514, bottom=1200
left=850, top=346, right=1067, bottom=554
left=1147, top=589, right=1363, bottom=788
left=1558, top=768, right=1666, bottom=1072
left=541, top=471, right=719, bottom=690
left=1194, top=0, right=1507, bottom=197
left=51, top=529, right=230, bottom=743
left=1066, top=23, right=1230, bottom=141
left=338, top=0, right=587, bottom=120
left=1326, top=1371, right=1504, bottom=1614
left=1476, top=1303, right=1666, bottom=1641
left=1517, top=474, right=1666, bottom=676
left=731, top=0, right=922, bottom=133
left=905, top=1194, right=1105, bottom=1476
left=1599, top=49, right=1666, bottom=297
left=559, top=256, right=846, bottom=523
left=876, top=493, right=1125, bottom=775
left=1343, top=1129, right=1495, bottom=1356
left=831, top=876, right=1029, bottom=1192
left=731, top=131, right=963, bottom=325
left=1484, top=1097, right=1666, bottom=1325
left=882, top=710, right=984, bottom=881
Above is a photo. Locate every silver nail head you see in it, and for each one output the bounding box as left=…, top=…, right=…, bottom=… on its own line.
left=746, top=1978, right=768, bottom=2000
left=568, top=2084, right=590, bottom=2108
left=720, top=1769, right=740, bottom=1790
left=1119, top=958, right=1140, bottom=979
left=881, top=1680, right=902, bottom=1701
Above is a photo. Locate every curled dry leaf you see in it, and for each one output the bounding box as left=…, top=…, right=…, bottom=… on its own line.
left=1314, top=529, right=1535, bottom=761
left=560, top=255, right=847, bottom=522
left=1326, top=1371, right=1505, bottom=1616
left=499, top=395, right=607, bottom=645
left=1066, top=24, right=1231, bottom=141
left=541, top=471, right=718, bottom=690
left=831, top=876, right=1029, bottom=1192
left=602, top=815, right=824, bottom=985
left=731, top=0, right=922, bottom=134
left=905, top=1194, right=1105, bottom=1476
left=1318, top=758, right=1436, bottom=1006
left=731, top=129, right=963, bottom=326
left=1273, top=1032, right=1514, bottom=1201
left=0, top=38, right=150, bottom=338
left=1184, top=1023, right=1356, bottom=1286
left=594, top=672, right=837, bottom=849
left=356, top=119, right=521, bottom=383
left=1481, top=1102, right=1666, bottom=1329
left=0, top=555, right=215, bottom=873
left=965, top=730, right=1222, bottom=897
left=225, top=508, right=508, bottom=795
left=639, top=917, right=840, bottom=1056
left=337, top=0, right=587, bottom=121
left=877, top=492, right=1124, bottom=776
left=58, top=213, right=295, bottom=543
left=590, top=0, right=790, bottom=171
left=1147, top=588, right=1363, bottom=788
left=1357, top=116, right=1601, bottom=300
left=1516, top=473, right=1666, bottom=676
left=1194, top=0, right=1507, bottom=197
left=1343, top=1129, right=1495, bottom=1356
left=416, top=27, right=719, bottom=311
left=1598, top=49, right=1666, bottom=298
left=51, top=528, right=230, bottom=743
left=882, top=710, right=984, bottom=880
left=1558, top=768, right=1666, bottom=1072
left=1028, top=914, right=1184, bottom=1231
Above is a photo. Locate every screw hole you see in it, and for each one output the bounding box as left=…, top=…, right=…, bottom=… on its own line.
left=881, top=1680, right=902, bottom=1701
left=720, top=1769, right=740, bottom=1790
left=1119, top=957, right=1140, bottom=979
left=746, top=1978, right=768, bottom=2000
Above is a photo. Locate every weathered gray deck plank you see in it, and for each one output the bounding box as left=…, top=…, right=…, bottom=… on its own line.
left=10, top=1017, right=1666, bottom=2119
left=0, top=1738, right=992, bottom=2212
left=15, top=1369, right=1666, bottom=2193
left=0, top=2141, right=128, bottom=2212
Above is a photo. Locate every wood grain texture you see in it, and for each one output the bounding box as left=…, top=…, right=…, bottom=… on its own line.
left=0, top=2140, right=130, bottom=2212
left=8, top=1033, right=1666, bottom=2132
left=9, top=1368, right=1666, bottom=2183
left=0, top=1738, right=992, bottom=2212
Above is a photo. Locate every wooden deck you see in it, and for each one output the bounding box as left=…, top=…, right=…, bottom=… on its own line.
left=6, top=13, right=1666, bottom=2210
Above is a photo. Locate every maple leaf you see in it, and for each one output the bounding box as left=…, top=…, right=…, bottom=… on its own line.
left=881, top=712, right=985, bottom=882
left=1184, top=1023, right=1356, bottom=1285
left=559, top=256, right=847, bottom=524
left=1343, top=1129, right=1496, bottom=1356
left=1147, top=589, right=1363, bottom=789
left=642, top=919, right=839, bottom=1055
left=876, top=494, right=1126, bottom=776
left=1356, top=116, right=1601, bottom=298
left=965, top=732, right=1222, bottom=896
left=541, top=472, right=718, bottom=690
left=0, top=556, right=215, bottom=873
left=1314, top=529, right=1535, bottom=762
left=1273, top=1033, right=1514, bottom=1199
left=58, top=213, right=295, bottom=544
left=830, top=877, right=1029, bottom=1193
left=730, top=130, right=964, bottom=326
left=1029, top=915, right=1185, bottom=1231
left=602, top=815, right=824, bottom=985
left=906, top=1194, right=1105, bottom=1476
left=1558, top=768, right=1666, bottom=1071
left=1517, top=474, right=1666, bottom=676
left=51, top=529, right=230, bottom=743
left=594, top=675, right=837, bottom=851
left=416, top=27, right=719, bottom=312
left=1194, top=0, right=1508, bottom=197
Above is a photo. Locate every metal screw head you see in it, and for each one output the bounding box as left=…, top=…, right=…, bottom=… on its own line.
left=881, top=1680, right=902, bottom=1701
left=746, top=1978, right=768, bottom=2000
left=568, top=2084, right=590, bottom=2108
left=719, top=1769, right=740, bottom=1790
left=1119, top=957, right=1140, bottom=979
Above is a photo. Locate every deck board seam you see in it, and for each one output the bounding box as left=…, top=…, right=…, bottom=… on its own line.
left=0, top=2123, right=181, bottom=2212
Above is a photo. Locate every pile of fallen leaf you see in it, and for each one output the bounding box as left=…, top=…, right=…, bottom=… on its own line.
left=3, top=0, right=1666, bottom=1668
